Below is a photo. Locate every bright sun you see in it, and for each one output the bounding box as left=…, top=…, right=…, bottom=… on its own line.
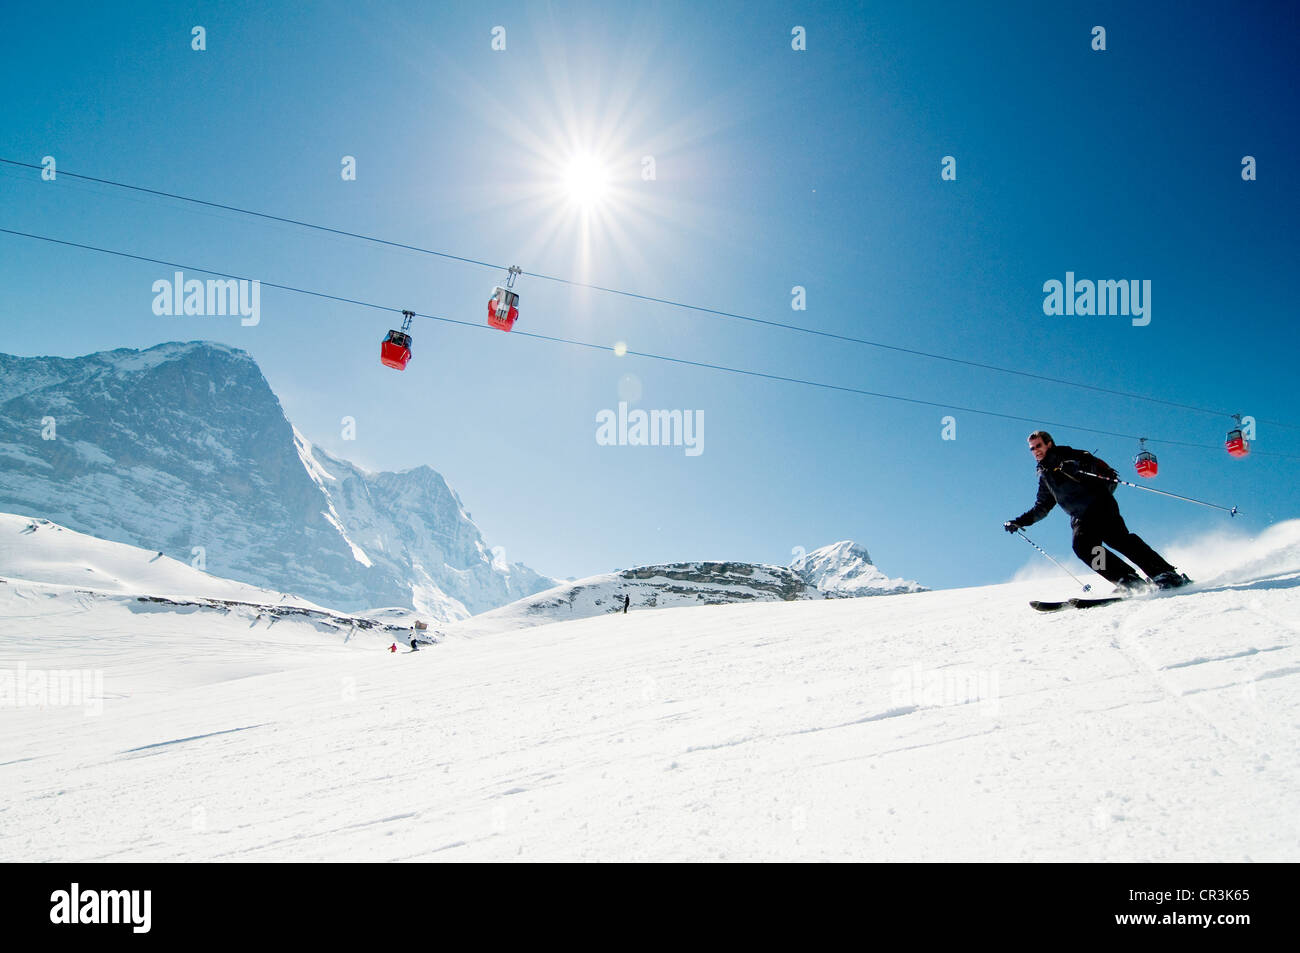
left=562, top=153, right=610, bottom=208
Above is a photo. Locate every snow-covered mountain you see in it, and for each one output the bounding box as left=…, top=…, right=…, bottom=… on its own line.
left=447, top=561, right=812, bottom=637
left=0, top=341, right=556, bottom=618
left=790, top=540, right=926, bottom=596
left=0, top=342, right=923, bottom=623
left=292, top=430, right=555, bottom=618
left=446, top=552, right=923, bottom=639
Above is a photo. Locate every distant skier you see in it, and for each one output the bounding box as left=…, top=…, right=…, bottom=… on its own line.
left=1004, top=431, right=1188, bottom=592
left=409, top=636, right=419, bottom=652
left=623, top=594, right=630, bottom=614
left=388, top=643, right=397, bottom=654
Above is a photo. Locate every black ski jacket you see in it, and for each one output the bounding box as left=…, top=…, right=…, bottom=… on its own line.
left=1014, top=445, right=1118, bottom=527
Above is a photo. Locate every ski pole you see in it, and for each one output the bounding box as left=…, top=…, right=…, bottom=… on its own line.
left=1014, top=529, right=1093, bottom=592
left=1081, top=471, right=1239, bottom=517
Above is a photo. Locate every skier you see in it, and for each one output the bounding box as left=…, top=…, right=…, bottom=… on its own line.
left=1004, top=431, right=1188, bottom=592
left=388, top=643, right=397, bottom=654
left=409, top=636, right=419, bottom=652
left=623, top=594, right=630, bottom=614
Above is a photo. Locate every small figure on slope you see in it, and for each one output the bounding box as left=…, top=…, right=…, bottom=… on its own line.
left=1004, top=430, right=1189, bottom=594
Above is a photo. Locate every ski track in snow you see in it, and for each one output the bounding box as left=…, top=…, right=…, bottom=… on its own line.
left=2, top=535, right=1300, bottom=861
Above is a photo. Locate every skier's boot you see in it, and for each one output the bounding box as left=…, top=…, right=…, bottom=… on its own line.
left=1113, top=575, right=1151, bottom=596
left=1152, top=571, right=1191, bottom=590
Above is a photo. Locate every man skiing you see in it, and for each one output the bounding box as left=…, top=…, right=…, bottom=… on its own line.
left=1004, top=431, right=1188, bottom=592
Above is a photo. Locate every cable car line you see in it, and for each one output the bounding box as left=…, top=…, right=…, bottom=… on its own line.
left=518, top=276, right=1275, bottom=427
left=3, top=155, right=1290, bottom=431
left=3, top=224, right=1297, bottom=460
left=0, top=158, right=498, bottom=272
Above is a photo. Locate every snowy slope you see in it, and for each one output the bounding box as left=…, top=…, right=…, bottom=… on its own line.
left=3, top=521, right=1298, bottom=861
left=791, top=540, right=926, bottom=596
left=0, top=513, right=322, bottom=607
left=0, top=512, right=420, bottom=644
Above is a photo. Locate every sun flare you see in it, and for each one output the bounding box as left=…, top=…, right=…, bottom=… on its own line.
left=561, top=152, right=611, bottom=209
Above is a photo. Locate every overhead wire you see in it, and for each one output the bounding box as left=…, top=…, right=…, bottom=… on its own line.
left=2, top=156, right=1290, bottom=431
left=3, top=225, right=1296, bottom=460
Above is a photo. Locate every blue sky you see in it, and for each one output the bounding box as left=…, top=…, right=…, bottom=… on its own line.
left=2, top=0, right=1297, bottom=589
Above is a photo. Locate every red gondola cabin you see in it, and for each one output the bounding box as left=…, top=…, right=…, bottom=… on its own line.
left=1134, top=449, right=1158, bottom=478
left=1225, top=428, right=1249, bottom=458
left=487, top=287, right=519, bottom=332
left=381, top=329, right=412, bottom=370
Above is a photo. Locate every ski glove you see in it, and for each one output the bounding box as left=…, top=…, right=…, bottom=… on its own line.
left=1003, top=520, right=1021, bottom=533
left=1057, top=459, right=1082, bottom=478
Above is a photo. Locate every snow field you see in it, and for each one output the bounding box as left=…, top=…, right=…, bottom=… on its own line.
left=3, top=524, right=1298, bottom=860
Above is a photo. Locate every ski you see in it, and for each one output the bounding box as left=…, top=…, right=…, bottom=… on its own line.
left=1069, top=596, right=1126, bottom=609
left=1029, top=579, right=1192, bottom=612
left=1029, top=600, right=1073, bottom=612
left=1030, top=596, right=1126, bottom=611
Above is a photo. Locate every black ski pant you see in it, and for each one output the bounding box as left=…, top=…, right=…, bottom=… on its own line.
left=1070, top=496, right=1176, bottom=584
